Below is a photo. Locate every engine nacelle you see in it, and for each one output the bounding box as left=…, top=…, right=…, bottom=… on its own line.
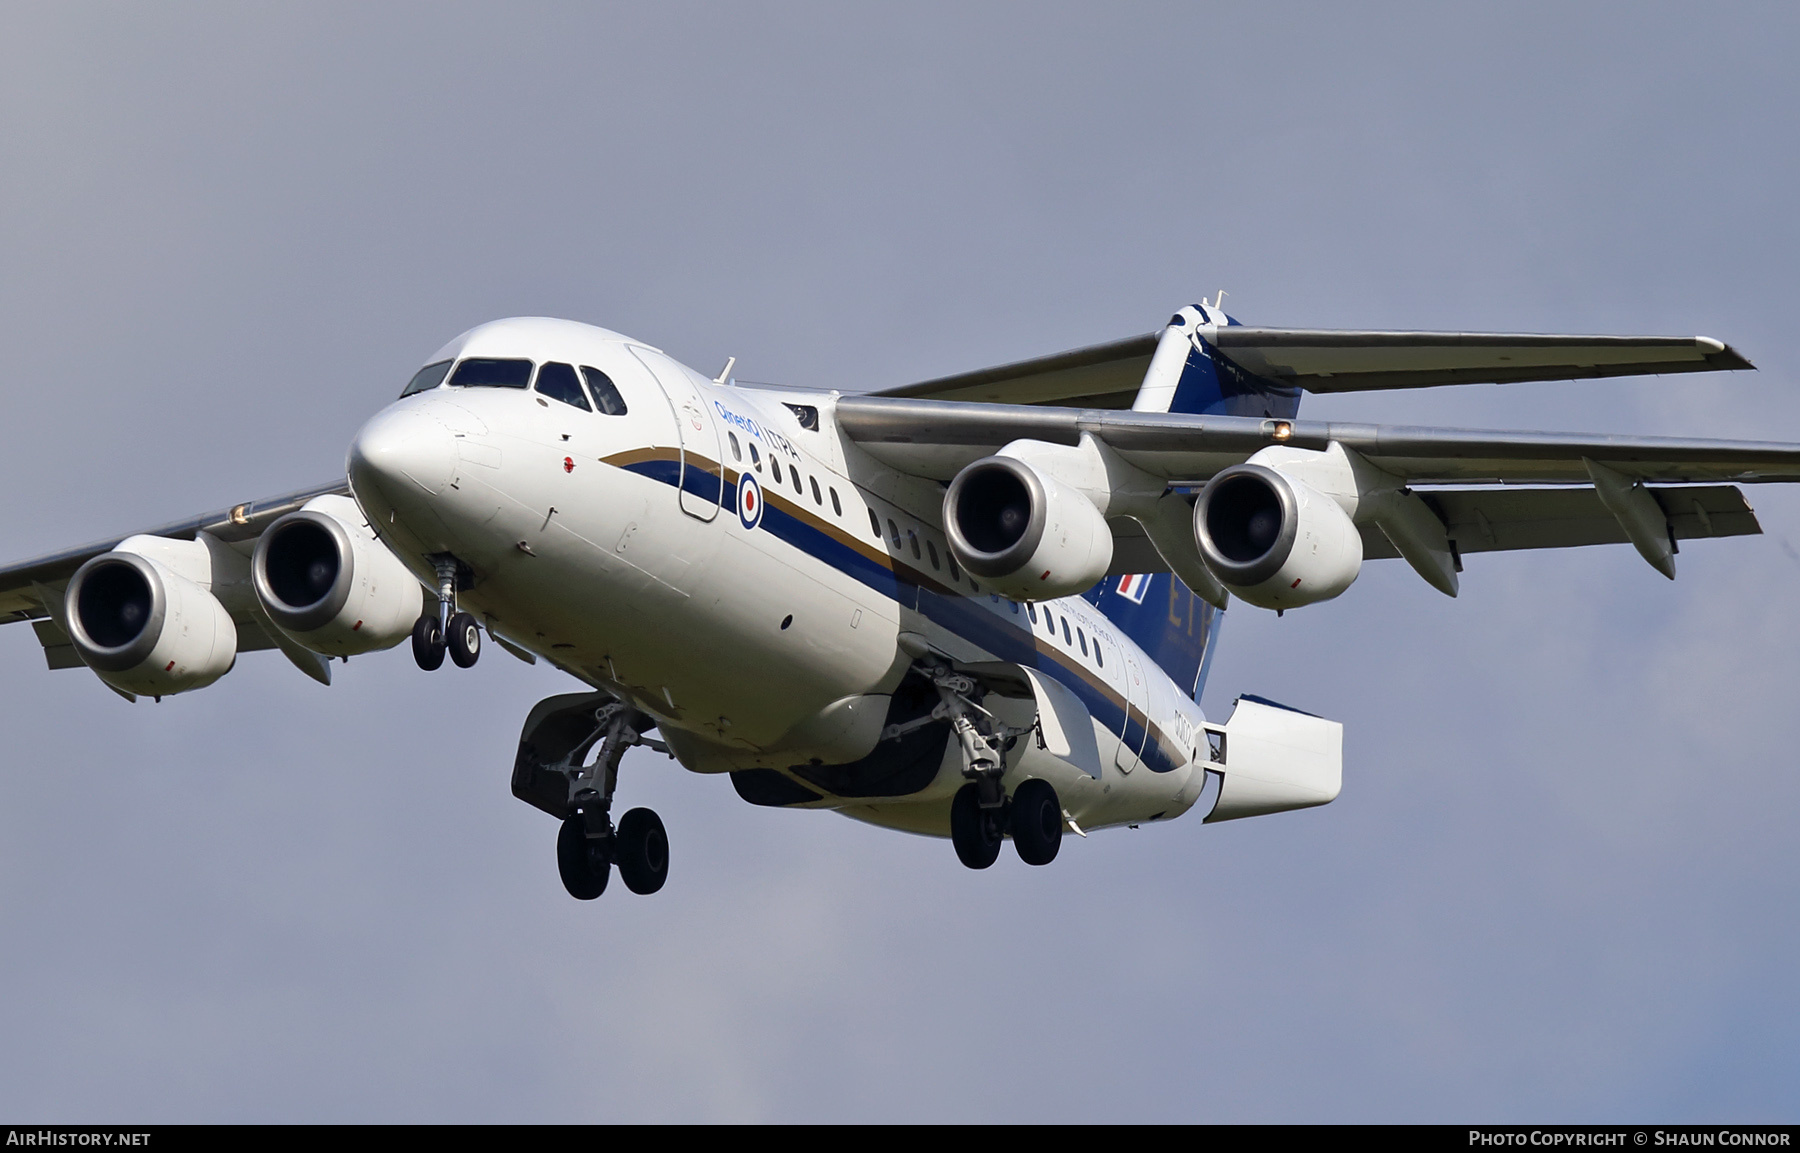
left=943, top=455, right=1112, bottom=600
left=252, top=494, right=422, bottom=656
left=1194, top=464, right=1363, bottom=609
left=65, top=548, right=237, bottom=697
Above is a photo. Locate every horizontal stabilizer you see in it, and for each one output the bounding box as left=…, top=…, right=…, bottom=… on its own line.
left=872, top=328, right=1751, bottom=409
left=1213, top=329, right=1752, bottom=394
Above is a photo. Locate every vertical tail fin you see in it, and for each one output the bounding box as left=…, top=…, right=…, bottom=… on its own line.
left=1132, top=302, right=1301, bottom=419
left=1093, top=300, right=1296, bottom=697
left=1086, top=573, right=1225, bottom=702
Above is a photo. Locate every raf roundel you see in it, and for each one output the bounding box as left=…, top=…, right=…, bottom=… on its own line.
left=737, top=472, right=764, bottom=531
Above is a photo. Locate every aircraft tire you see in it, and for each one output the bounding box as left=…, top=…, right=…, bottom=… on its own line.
left=557, top=815, right=609, bottom=900
left=616, top=807, right=669, bottom=895
left=411, top=614, right=446, bottom=671
left=1010, top=779, right=1063, bottom=866
left=447, top=612, right=481, bottom=668
left=950, top=784, right=1003, bottom=870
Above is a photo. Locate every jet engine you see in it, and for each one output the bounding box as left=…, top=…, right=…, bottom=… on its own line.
left=943, top=455, right=1112, bottom=600
left=1194, top=463, right=1363, bottom=610
left=252, top=494, right=422, bottom=656
left=65, top=548, right=237, bottom=697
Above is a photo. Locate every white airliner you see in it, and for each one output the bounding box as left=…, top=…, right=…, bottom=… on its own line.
left=1, top=303, right=1785, bottom=899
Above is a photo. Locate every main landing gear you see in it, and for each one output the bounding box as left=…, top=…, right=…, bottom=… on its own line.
left=928, top=665, right=1064, bottom=870
left=413, top=557, right=481, bottom=671
left=554, top=702, right=670, bottom=901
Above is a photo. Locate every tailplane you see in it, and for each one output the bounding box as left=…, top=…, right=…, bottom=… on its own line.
left=1131, top=300, right=1302, bottom=419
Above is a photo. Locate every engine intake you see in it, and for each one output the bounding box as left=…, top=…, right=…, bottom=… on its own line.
left=65, top=550, right=237, bottom=696
left=1195, top=464, right=1362, bottom=609
left=944, top=456, right=1111, bottom=600
left=252, top=495, right=422, bottom=655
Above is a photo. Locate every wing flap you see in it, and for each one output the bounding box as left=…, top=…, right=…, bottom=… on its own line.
left=1359, top=485, right=1760, bottom=559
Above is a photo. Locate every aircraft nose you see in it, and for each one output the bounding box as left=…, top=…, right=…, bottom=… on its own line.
left=348, top=405, right=456, bottom=501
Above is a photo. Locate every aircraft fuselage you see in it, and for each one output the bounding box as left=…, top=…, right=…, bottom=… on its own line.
left=348, top=317, right=1208, bottom=837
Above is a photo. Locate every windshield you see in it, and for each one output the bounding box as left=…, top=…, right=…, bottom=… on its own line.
left=449, top=358, right=534, bottom=389
left=399, top=360, right=452, bottom=398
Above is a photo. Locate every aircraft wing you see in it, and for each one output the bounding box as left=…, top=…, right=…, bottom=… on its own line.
left=836, top=396, right=1795, bottom=573
left=836, top=397, right=1800, bottom=485
left=0, top=480, right=348, bottom=625
left=873, top=330, right=1753, bottom=408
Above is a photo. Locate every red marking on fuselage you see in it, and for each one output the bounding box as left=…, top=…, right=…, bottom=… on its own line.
left=1290, top=578, right=1302, bottom=588
left=164, top=661, right=175, bottom=672
left=563, top=457, right=575, bottom=473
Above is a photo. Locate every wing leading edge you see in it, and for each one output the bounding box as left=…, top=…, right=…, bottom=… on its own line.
left=0, top=480, right=348, bottom=623
left=836, top=396, right=1800, bottom=486
left=836, top=393, right=1791, bottom=579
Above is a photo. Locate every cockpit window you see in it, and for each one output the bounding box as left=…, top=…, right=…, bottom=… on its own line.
left=536, top=362, right=591, bottom=411
left=449, top=358, right=533, bottom=389
left=399, top=360, right=452, bottom=398
left=580, top=366, right=629, bottom=416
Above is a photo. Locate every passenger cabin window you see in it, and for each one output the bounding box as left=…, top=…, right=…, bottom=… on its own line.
left=749, top=443, right=763, bottom=471
left=927, top=541, right=940, bottom=571
left=810, top=476, right=822, bottom=505
left=1094, top=642, right=1104, bottom=668
left=535, top=361, right=591, bottom=411
left=728, top=432, right=742, bottom=461
left=868, top=509, right=882, bottom=539
left=580, top=366, right=629, bottom=415
left=908, top=530, right=921, bottom=560
left=400, top=360, right=452, bottom=398
left=887, top=519, right=902, bottom=548
left=450, top=358, right=533, bottom=389
left=789, top=465, right=803, bottom=495
left=830, top=488, right=842, bottom=517
left=947, top=554, right=961, bottom=582
left=1061, top=618, right=1072, bottom=645
left=1027, top=604, right=1038, bottom=624
left=1077, top=628, right=1088, bottom=656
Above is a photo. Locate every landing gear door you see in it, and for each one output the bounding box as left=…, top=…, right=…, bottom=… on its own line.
left=630, top=346, right=723, bottom=522
left=1113, top=653, right=1150, bottom=773
left=1018, top=667, right=1103, bottom=780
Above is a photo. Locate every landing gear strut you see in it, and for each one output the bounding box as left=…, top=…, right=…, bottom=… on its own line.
left=414, top=557, right=480, bottom=671
left=549, top=702, right=670, bottom=901
left=924, top=665, right=1062, bottom=870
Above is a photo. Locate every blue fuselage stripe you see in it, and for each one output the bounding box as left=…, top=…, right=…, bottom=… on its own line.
left=620, top=458, right=1185, bottom=772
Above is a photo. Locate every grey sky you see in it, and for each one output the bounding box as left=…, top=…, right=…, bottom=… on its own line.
left=1, top=2, right=1796, bottom=1121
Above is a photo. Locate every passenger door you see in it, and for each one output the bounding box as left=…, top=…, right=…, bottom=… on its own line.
left=1113, top=652, right=1150, bottom=773
left=630, top=347, right=723, bottom=521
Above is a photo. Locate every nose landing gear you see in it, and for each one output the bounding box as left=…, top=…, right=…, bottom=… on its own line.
left=413, top=557, right=481, bottom=671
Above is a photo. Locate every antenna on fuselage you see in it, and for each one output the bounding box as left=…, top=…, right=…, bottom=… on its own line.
left=714, top=357, right=736, bottom=385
